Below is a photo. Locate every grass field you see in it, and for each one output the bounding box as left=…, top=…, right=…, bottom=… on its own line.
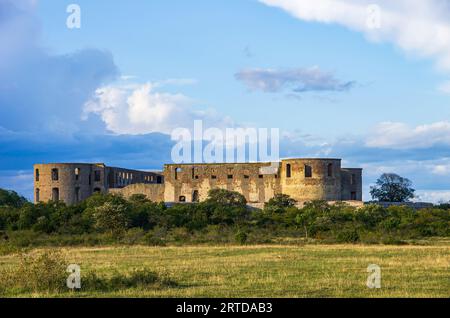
left=0, top=244, right=449, bottom=298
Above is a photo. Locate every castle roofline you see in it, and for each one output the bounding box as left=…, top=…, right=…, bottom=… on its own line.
left=280, top=157, right=342, bottom=161
left=165, top=158, right=342, bottom=166
left=165, top=162, right=274, bottom=166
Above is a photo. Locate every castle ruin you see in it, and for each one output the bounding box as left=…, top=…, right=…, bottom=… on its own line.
left=33, top=159, right=362, bottom=206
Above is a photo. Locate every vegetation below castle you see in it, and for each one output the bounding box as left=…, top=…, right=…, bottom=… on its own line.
left=0, top=188, right=449, bottom=252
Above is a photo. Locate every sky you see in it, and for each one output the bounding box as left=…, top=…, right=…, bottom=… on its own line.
left=1, top=0, right=450, bottom=202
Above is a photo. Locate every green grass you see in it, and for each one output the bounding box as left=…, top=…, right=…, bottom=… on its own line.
left=0, top=244, right=449, bottom=298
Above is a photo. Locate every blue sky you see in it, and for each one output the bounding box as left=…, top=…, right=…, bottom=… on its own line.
left=1, top=0, right=450, bottom=202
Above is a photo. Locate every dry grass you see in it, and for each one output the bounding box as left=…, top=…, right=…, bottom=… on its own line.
left=0, top=244, right=449, bottom=297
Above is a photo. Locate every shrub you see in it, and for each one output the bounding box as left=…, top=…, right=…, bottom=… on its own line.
left=168, top=227, right=191, bottom=243
left=93, top=202, right=130, bottom=234
left=264, top=194, right=296, bottom=214
left=336, top=229, right=360, bottom=243
left=235, top=230, right=248, bottom=245
left=144, top=227, right=167, bottom=246
left=205, top=189, right=247, bottom=208
left=0, top=250, right=67, bottom=293
left=120, top=228, right=146, bottom=245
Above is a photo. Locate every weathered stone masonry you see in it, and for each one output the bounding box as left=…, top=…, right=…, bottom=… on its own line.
left=34, top=159, right=362, bottom=205
left=33, top=163, right=163, bottom=205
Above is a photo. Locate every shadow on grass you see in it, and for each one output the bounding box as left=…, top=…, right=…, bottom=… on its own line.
left=81, top=269, right=179, bottom=292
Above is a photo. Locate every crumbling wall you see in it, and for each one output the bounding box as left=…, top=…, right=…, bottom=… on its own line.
left=340, top=168, right=363, bottom=201
left=279, top=159, right=342, bottom=202
left=163, top=163, right=281, bottom=203
left=109, top=183, right=165, bottom=202
left=33, top=163, right=104, bottom=205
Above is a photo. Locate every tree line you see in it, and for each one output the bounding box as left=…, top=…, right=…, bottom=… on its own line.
left=0, top=187, right=448, bottom=247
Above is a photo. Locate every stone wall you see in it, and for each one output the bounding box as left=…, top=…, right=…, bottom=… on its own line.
left=279, top=159, right=342, bottom=202
left=33, top=163, right=105, bottom=205
left=340, top=168, right=363, bottom=201
left=163, top=162, right=281, bottom=203
left=109, top=183, right=165, bottom=202
left=34, top=163, right=163, bottom=205
left=33, top=159, right=363, bottom=206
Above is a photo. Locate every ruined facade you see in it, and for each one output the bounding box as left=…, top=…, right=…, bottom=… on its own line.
left=33, top=163, right=163, bottom=205
left=33, top=159, right=362, bottom=206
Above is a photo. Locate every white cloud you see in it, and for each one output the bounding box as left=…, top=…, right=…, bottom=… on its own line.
left=414, top=190, right=450, bottom=203
left=259, top=0, right=450, bottom=78
left=432, top=165, right=450, bottom=176
left=365, top=121, right=450, bottom=149
left=83, top=82, right=232, bottom=135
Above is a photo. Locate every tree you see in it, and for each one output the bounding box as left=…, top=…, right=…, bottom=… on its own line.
left=93, top=202, right=130, bottom=234
left=205, top=189, right=247, bottom=208
left=264, top=194, right=296, bottom=214
left=295, top=209, right=315, bottom=239
left=370, top=173, right=415, bottom=202
left=0, top=189, right=28, bottom=208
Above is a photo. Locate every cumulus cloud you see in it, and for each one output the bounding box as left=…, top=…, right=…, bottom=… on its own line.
left=235, top=67, right=355, bottom=93
left=415, top=190, right=450, bottom=203
left=366, top=121, right=450, bottom=149
left=259, top=0, right=450, bottom=74
left=83, top=82, right=233, bottom=135
left=0, top=0, right=119, bottom=134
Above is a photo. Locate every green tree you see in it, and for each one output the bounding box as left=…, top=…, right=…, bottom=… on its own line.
left=264, top=194, right=296, bottom=214
left=205, top=189, right=247, bottom=208
left=370, top=173, right=415, bottom=202
left=0, top=189, right=28, bottom=208
left=295, top=208, right=316, bottom=239
left=93, top=202, right=130, bottom=234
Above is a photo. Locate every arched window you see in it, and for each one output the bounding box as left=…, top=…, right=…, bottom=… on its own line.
left=35, top=169, right=39, bottom=182
left=286, top=164, right=291, bottom=178
left=327, top=163, right=333, bottom=177
left=179, top=196, right=186, bottom=202
left=35, top=188, right=40, bottom=202
left=75, top=168, right=80, bottom=181
left=304, top=165, right=312, bottom=178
